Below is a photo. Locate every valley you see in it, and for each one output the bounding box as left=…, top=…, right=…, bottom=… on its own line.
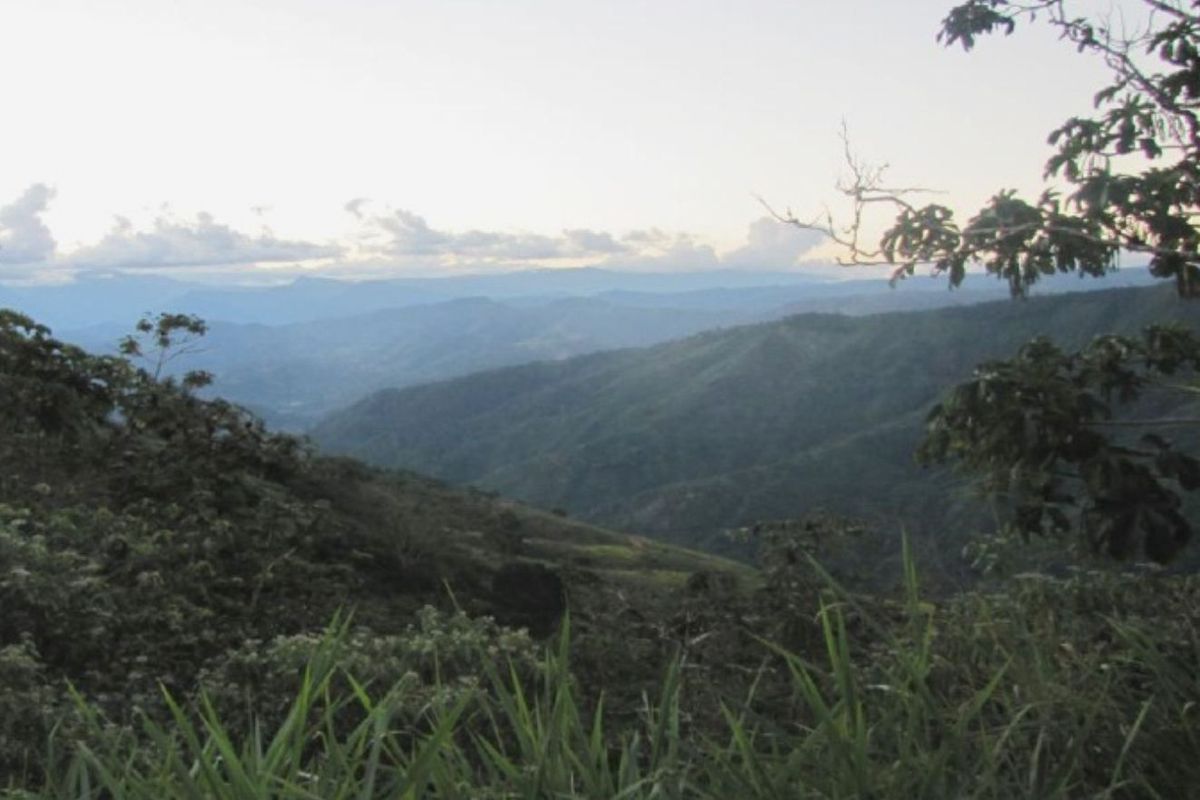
left=4, top=0, right=1199, bottom=790
left=314, top=283, right=1199, bottom=554
left=24, top=267, right=1155, bottom=430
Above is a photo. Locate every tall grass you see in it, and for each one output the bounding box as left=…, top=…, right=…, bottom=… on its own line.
left=8, top=543, right=1199, bottom=799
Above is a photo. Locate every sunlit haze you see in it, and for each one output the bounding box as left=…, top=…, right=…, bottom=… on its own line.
left=0, top=0, right=1140, bottom=283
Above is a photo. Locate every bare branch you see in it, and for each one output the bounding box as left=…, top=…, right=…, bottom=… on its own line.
left=1089, top=417, right=1200, bottom=427
left=758, top=124, right=943, bottom=267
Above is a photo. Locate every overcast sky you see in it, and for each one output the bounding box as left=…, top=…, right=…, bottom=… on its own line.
left=0, top=0, right=1140, bottom=283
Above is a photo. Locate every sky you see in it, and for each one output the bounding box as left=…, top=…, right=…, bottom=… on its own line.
left=0, top=0, right=1143, bottom=283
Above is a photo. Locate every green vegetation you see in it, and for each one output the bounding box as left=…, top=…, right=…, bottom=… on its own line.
left=6, top=544, right=1200, bottom=799
left=0, top=308, right=745, bottom=786
left=6, top=303, right=1198, bottom=797
left=920, top=325, right=1200, bottom=561
left=313, top=285, right=1200, bottom=558
left=6, top=2, right=1200, bottom=796
left=773, top=0, right=1200, bottom=566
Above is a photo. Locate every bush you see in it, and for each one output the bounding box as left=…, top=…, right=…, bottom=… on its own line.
left=12, top=553, right=1199, bottom=799
left=197, top=607, right=539, bottom=735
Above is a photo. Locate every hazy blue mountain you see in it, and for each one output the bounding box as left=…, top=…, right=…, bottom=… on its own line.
left=10, top=265, right=1164, bottom=434
left=5, top=269, right=827, bottom=328
left=311, top=284, right=1199, bottom=552
left=60, top=295, right=774, bottom=428
left=0, top=274, right=193, bottom=331
left=42, top=273, right=1084, bottom=429
left=5, top=265, right=1155, bottom=330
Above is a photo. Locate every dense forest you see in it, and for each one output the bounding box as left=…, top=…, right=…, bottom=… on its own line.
left=314, top=285, right=1200, bottom=556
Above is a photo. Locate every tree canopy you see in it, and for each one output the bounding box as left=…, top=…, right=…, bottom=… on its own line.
left=779, top=0, right=1200, bottom=297
left=926, top=1, right=1200, bottom=562
left=775, top=1, right=1200, bottom=562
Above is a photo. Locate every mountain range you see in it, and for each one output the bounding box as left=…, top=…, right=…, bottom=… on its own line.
left=312, top=284, right=1200, bottom=554
left=8, top=267, right=1157, bottom=428
left=3, top=265, right=1154, bottom=329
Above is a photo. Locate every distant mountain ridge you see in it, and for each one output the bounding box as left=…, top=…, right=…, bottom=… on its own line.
left=2, top=265, right=1155, bottom=328
left=57, top=295, right=772, bottom=429
left=2, top=268, right=828, bottom=328
left=6, top=266, right=1162, bottom=430
left=311, top=284, right=1200, bottom=552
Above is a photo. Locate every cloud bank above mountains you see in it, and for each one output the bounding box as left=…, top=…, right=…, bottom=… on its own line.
left=0, top=185, right=57, bottom=267
left=71, top=213, right=345, bottom=270
left=0, top=184, right=828, bottom=284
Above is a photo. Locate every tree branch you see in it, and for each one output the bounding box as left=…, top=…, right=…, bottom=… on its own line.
left=1089, top=417, right=1200, bottom=427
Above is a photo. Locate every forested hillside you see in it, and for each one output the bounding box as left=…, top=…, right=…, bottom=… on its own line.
left=6, top=304, right=1197, bottom=797
left=45, top=274, right=1109, bottom=429
left=0, top=308, right=751, bottom=784
left=62, top=296, right=766, bottom=429
left=6, top=0, right=1200, bottom=791
left=314, top=285, right=1200, bottom=551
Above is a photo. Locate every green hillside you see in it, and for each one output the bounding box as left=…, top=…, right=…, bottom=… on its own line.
left=0, top=308, right=749, bottom=782
left=4, top=306, right=1199, bottom=798
left=313, top=285, right=1200, bottom=552
left=60, top=296, right=762, bottom=430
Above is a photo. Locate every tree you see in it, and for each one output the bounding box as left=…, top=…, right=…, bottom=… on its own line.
left=919, top=325, right=1200, bottom=561
left=777, top=0, right=1200, bottom=297
left=0, top=310, right=304, bottom=507
left=776, top=1, right=1200, bottom=562
left=119, top=312, right=212, bottom=390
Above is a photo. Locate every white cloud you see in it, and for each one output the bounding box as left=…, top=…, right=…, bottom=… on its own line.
left=351, top=204, right=636, bottom=263
left=0, top=184, right=57, bottom=265
left=343, top=197, right=370, bottom=219
left=345, top=207, right=815, bottom=274
left=601, top=230, right=720, bottom=272
left=562, top=229, right=626, bottom=255
left=338, top=209, right=832, bottom=275
left=0, top=185, right=836, bottom=284
left=68, top=211, right=343, bottom=269
left=371, top=209, right=454, bottom=256
left=721, top=217, right=826, bottom=269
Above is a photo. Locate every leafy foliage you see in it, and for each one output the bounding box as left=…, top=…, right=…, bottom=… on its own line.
left=765, top=1, right=1200, bottom=563
left=8, top=548, right=1200, bottom=799
left=0, top=309, right=305, bottom=508
left=197, top=606, right=539, bottom=738
left=877, top=1, right=1200, bottom=562
left=118, top=312, right=212, bottom=388
left=921, top=324, right=1200, bottom=560
left=881, top=0, right=1200, bottom=296
left=0, top=307, right=744, bottom=783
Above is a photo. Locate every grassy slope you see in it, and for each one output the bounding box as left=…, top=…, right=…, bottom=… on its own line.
left=330, top=464, right=756, bottom=615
